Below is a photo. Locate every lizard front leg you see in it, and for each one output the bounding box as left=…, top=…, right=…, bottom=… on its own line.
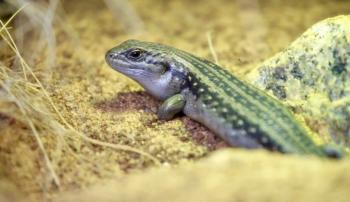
left=157, top=94, right=186, bottom=120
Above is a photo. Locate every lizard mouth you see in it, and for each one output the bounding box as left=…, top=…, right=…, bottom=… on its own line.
left=105, top=54, right=148, bottom=79
left=105, top=51, right=129, bottom=69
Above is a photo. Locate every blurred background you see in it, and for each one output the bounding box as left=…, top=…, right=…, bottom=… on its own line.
left=0, top=0, right=350, bottom=202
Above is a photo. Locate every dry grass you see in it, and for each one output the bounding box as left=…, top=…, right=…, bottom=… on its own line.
left=0, top=0, right=159, bottom=192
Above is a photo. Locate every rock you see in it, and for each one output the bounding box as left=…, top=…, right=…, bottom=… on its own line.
left=248, top=15, right=350, bottom=145
left=54, top=149, right=350, bottom=202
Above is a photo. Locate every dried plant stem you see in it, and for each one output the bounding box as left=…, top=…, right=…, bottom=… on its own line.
left=1, top=6, right=160, bottom=167
left=206, top=31, right=219, bottom=65
left=0, top=82, right=61, bottom=186
left=1, top=10, right=61, bottom=187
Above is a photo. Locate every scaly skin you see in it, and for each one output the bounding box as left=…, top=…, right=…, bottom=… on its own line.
left=105, top=39, right=342, bottom=158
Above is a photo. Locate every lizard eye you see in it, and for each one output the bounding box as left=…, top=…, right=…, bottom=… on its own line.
left=126, top=48, right=145, bottom=60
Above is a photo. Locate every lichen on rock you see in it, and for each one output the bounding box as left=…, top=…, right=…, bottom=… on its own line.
left=249, top=15, right=350, bottom=145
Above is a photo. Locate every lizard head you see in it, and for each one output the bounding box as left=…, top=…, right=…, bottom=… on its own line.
left=105, top=40, right=189, bottom=100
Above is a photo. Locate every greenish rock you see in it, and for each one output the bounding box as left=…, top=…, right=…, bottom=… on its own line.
left=248, top=15, right=350, bottom=145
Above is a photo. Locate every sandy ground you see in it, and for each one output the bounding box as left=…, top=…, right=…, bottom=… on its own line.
left=1, top=0, right=350, bottom=201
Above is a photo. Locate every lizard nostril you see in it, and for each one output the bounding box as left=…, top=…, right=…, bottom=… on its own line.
left=106, top=51, right=116, bottom=60
left=106, top=51, right=115, bottom=64
left=109, top=52, right=114, bottom=58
